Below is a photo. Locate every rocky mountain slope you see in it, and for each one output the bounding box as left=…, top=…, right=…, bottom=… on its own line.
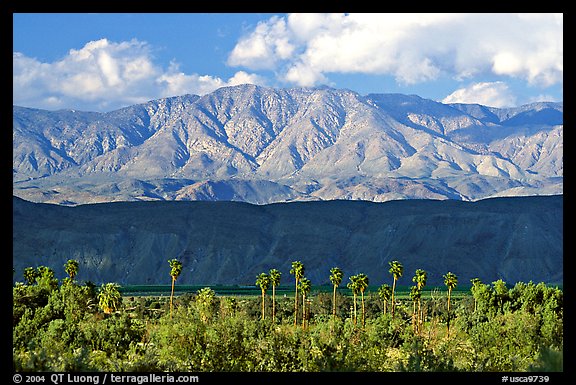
left=13, top=195, right=563, bottom=286
left=13, top=85, right=563, bottom=205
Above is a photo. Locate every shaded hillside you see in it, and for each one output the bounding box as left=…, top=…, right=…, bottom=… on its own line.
left=12, top=195, right=563, bottom=287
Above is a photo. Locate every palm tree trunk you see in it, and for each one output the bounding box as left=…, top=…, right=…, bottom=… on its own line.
left=261, top=289, right=266, bottom=320
left=353, top=293, right=357, bottom=325
left=391, top=278, right=397, bottom=318
left=361, top=291, right=365, bottom=327
left=272, top=285, right=276, bottom=322
left=294, top=279, right=299, bottom=326
left=412, top=300, right=417, bottom=332
left=302, top=293, right=306, bottom=329
left=447, top=288, right=452, bottom=336
left=418, top=298, right=422, bottom=334
left=332, top=284, right=337, bottom=321
left=170, top=277, right=175, bottom=319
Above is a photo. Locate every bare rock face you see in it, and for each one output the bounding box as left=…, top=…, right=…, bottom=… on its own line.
left=13, top=195, right=563, bottom=286
left=13, top=85, right=562, bottom=205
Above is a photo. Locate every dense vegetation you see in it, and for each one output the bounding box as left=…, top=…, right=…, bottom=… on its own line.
left=13, top=260, right=563, bottom=372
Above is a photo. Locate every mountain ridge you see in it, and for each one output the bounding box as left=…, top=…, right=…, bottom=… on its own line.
left=13, top=84, right=563, bottom=205
left=12, top=194, right=563, bottom=286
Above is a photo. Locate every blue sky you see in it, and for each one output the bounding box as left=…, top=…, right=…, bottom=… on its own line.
left=13, top=13, right=563, bottom=112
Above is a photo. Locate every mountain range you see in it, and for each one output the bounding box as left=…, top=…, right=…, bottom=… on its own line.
left=13, top=84, right=563, bottom=205
left=12, top=195, right=563, bottom=286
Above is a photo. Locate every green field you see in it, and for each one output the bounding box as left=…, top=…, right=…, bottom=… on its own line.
left=119, top=284, right=474, bottom=298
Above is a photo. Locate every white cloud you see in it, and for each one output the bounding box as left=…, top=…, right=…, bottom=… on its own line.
left=284, top=62, right=327, bottom=87
left=441, top=81, right=517, bottom=108
left=527, top=93, right=562, bottom=104
left=227, top=70, right=267, bottom=86
left=13, top=38, right=266, bottom=112
left=158, top=63, right=267, bottom=97
left=228, top=13, right=563, bottom=89
left=227, top=16, right=296, bottom=70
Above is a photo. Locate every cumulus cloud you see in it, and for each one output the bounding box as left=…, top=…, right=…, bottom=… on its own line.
left=228, top=13, right=563, bottom=89
left=441, top=81, right=517, bottom=108
left=227, top=15, right=296, bottom=70
left=157, top=62, right=267, bottom=97
left=13, top=38, right=266, bottom=112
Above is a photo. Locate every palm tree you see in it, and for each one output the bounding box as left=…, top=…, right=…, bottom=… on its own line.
left=377, top=283, right=392, bottom=315
left=347, top=275, right=360, bottom=326
left=299, top=277, right=311, bottom=329
left=290, top=261, right=305, bottom=326
left=36, top=266, right=58, bottom=292
left=256, top=272, right=271, bottom=320
left=413, top=269, right=427, bottom=291
left=388, top=260, right=404, bottom=318
left=409, top=285, right=422, bottom=333
left=269, top=269, right=282, bottom=322
left=64, top=259, right=79, bottom=282
left=196, top=287, right=216, bottom=323
left=329, top=267, right=343, bottom=321
left=443, top=271, right=458, bottom=336
left=413, top=269, right=427, bottom=329
left=356, top=273, right=369, bottom=327
left=443, top=271, right=458, bottom=312
left=492, top=279, right=508, bottom=314
left=23, top=266, right=39, bottom=286
left=470, top=278, right=482, bottom=312
left=97, top=283, right=122, bottom=314
left=168, top=259, right=183, bottom=319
